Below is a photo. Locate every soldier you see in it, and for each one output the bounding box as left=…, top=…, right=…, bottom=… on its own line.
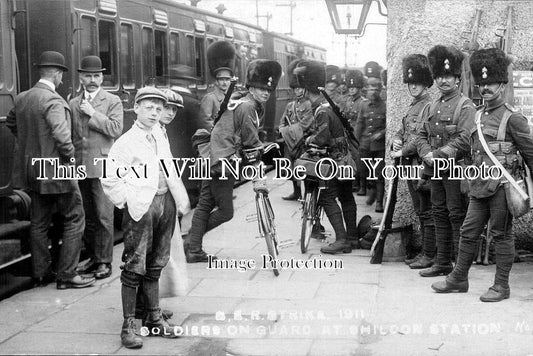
left=278, top=59, right=314, bottom=201
left=71, top=55, right=123, bottom=280
left=337, top=67, right=348, bottom=96
left=390, top=54, right=436, bottom=269
left=325, top=64, right=342, bottom=104
left=355, top=61, right=387, bottom=212
left=416, top=45, right=476, bottom=277
left=294, top=60, right=358, bottom=254
left=199, top=41, right=236, bottom=129
left=184, top=59, right=282, bottom=262
left=339, top=69, right=366, bottom=194
left=432, top=48, right=533, bottom=302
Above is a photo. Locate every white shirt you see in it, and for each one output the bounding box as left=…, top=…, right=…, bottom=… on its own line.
left=84, top=87, right=101, bottom=101
left=38, top=79, right=55, bottom=91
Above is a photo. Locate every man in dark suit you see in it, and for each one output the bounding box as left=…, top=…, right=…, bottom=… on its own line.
left=6, top=51, right=95, bottom=289
left=70, top=55, right=123, bottom=279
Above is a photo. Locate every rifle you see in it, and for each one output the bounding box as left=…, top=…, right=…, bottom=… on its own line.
left=495, top=5, right=514, bottom=104
left=213, top=77, right=238, bottom=126
left=370, top=157, right=400, bottom=264
left=317, top=87, right=359, bottom=146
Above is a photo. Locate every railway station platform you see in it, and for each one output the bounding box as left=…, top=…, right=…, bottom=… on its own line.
left=1, top=173, right=533, bottom=356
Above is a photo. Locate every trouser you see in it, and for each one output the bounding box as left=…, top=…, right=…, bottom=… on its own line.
left=360, top=149, right=385, bottom=201
left=78, top=178, right=114, bottom=264
left=407, top=179, right=436, bottom=258
left=187, top=171, right=236, bottom=251
left=29, top=188, right=85, bottom=280
left=318, top=178, right=357, bottom=241
left=430, top=173, right=467, bottom=267
left=450, top=187, right=514, bottom=288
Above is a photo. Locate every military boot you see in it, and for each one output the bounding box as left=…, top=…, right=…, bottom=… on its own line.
left=282, top=181, right=301, bottom=201
left=320, top=239, right=352, bottom=254
left=366, top=188, right=376, bottom=205
left=431, top=275, right=468, bottom=293
left=409, top=255, right=434, bottom=269
left=144, top=310, right=180, bottom=338
left=479, top=285, right=510, bottom=302
left=419, top=265, right=453, bottom=277
left=375, top=182, right=384, bottom=212
left=121, top=317, right=143, bottom=349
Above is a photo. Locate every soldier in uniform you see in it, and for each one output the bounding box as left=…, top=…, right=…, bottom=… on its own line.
left=337, top=67, right=348, bottom=97
left=391, top=54, right=436, bottom=269
left=294, top=60, right=358, bottom=254
left=416, top=45, right=476, bottom=277
left=185, top=59, right=282, bottom=262
left=355, top=61, right=387, bottom=212
left=199, top=41, right=236, bottom=129
left=278, top=59, right=313, bottom=201
left=340, top=69, right=366, bottom=194
left=432, top=48, right=533, bottom=302
left=325, top=64, right=342, bottom=105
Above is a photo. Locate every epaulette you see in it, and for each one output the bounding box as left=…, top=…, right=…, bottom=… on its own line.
left=361, top=97, right=369, bottom=101
left=475, top=104, right=484, bottom=111
left=504, top=103, right=519, bottom=113
left=227, top=98, right=248, bottom=111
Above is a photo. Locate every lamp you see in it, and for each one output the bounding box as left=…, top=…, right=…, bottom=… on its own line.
left=325, top=0, right=387, bottom=36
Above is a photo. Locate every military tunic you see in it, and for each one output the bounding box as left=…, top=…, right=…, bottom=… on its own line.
left=279, top=97, right=313, bottom=159
left=340, top=93, right=365, bottom=132
left=199, top=86, right=225, bottom=130
left=354, top=98, right=386, bottom=152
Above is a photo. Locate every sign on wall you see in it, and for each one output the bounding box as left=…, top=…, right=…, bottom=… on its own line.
left=513, top=71, right=533, bottom=124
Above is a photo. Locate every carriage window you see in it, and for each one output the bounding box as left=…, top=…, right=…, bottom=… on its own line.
left=154, top=29, right=167, bottom=86
left=120, top=23, right=134, bottom=88
left=194, top=36, right=205, bottom=80
left=142, top=27, right=154, bottom=85
left=169, top=32, right=180, bottom=67
left=98, top=20, right=117, bottom=87
left=80, top=17, right=97, bottom=58
left=185, top=35, right=194, bottom=72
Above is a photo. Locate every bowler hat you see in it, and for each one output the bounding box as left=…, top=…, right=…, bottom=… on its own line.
left=135, top=86, right=168, bottom=104
left=78, top=55, right=106, bottom=73
left=36, top=51, right=68, bottom=72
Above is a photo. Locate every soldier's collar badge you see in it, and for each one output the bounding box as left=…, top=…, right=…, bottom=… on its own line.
left=444, top=59, right=450, bottom=70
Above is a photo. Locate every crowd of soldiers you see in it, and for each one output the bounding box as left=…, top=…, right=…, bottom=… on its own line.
left=6, top=37, right=533, bottom=349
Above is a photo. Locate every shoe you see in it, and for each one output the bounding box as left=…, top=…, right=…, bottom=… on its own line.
left=356, top=188, right=366, bottom=196
left=144, top=313, right=180, bottom=338
left=76, top=258, right=96, bottom=274
left=94, top=263, right=112, bottom=279
left=140, top=309, right=174, bottom=326
left=33, top=272, right=56, bottom=287
left=185, top=245, right=215, bottom=263
left=480, top=285, right=510, bottom=302
left=409, top=255, right=434, bottom=269
left=404, top=253, right=422, bottom=265
left=375, top=201, right=384, bottom=213
left=348, top=239, right=360, bottom=249
left=56, top=274, right=96, bottom=289
left=419, top=265, right=453, bottom=277
left=431, top=277, right=469, bottom=293
left=366, top=189, right=376, bottom=205
left=320, top=240, right=352, bottom=254
left=121, top=317, right=143, bottom=349
left=282, top=192, right=300, bottom=201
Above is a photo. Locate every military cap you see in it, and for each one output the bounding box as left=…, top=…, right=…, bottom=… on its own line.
left=325, top=64, right=341, bottom=84
left=135, top=86, right=168, bottom=104
left=345, top=69, right=365, bottom=88
left=427, top=45, right=464, bottom=79
left=293, top=60, right=325, bottom=94
left=246, top=59, right=282, bottom=91
left=78, top=55, right=105, bottom=73
left=288, top=59, right=302, bottom=89
left=36, top=51, right=68, bottom=72
left=161, top=88, right=184, bottom=108
left=207, top=40, right=236, bottom=78
left=402, top=54, right=433, bottom=87
left=469, top=48, right=510, bottom=86
left=364, top=61, right=381, bottom=79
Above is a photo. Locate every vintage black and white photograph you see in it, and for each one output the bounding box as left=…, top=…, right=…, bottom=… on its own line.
left=1, top=0, right=533, bottom=355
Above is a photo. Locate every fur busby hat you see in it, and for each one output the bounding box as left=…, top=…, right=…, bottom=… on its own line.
left=288, top=59, right=302, bottom=89
left=293, top=60, right=325, bottom=94
left=246, top=59, right=282, bottom=91
left=207, top=41, right=236, bottom=78
left=427, top=45, right=464, bottom=79
left=364, top=61, right=381, bottom=79
left=325, top=65, right=341, bottom=84
left=469, top=48, right=510, bottom=85
left=345, top=69, right=365, bottom=88
left=402, top=54, right=433, bottom=88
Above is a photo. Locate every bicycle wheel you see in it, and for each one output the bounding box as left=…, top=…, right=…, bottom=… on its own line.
left=257, top=193, right=279, bottom=276
left=300, top=187, right=318, bottom=253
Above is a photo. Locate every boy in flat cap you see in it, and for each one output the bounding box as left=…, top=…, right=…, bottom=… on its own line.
left=72, top=55, right=123, bottom=280
left=432, top=48, right=533, bottom=302
left=278, top=59, right=313, bottom=201
left=391, top=54, right=436, bottom=269
left=101, top=87, right=190, bottom=348
left=185, top=59, right=282, bottom=263
left=416, top=45, right=476, bottom=278
left=355, top=61, right=387, bottom=212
